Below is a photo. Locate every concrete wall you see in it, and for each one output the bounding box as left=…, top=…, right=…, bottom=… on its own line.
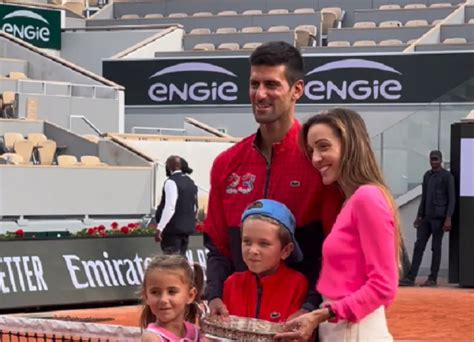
left=183, top=31, right=295, bottom=50
left=61, top=28, right=165, bottom=74
left=116, top=27, right=184, bottom=59
left=87, top=12, right=321, bottom=33
left=441, top=23, right=474, bottom=42
left=0, top=58, right=28, bottom=77
left=0, top=165, right=153, bottom=216
left=0, top=33, right=118, bottom=87
left=123, top=104, right=426, bottom=138
left=328, top=26, right=431, bottom=44
left=373, top=0, right=464, bottom=7
left=354, top=7, right=455, bottom=25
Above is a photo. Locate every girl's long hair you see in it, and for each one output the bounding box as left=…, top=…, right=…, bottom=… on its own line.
left=139, top=254, right=204, bottom=329
left=300, top=108, right=402, bottom=268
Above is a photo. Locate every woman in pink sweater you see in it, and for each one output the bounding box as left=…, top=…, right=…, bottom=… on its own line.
left=276, top=108, right=400, bottom=341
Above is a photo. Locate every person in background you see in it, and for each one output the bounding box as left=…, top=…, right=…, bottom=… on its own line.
left=155, top=155, right=198, bottom=255
left=223, top=199, right=308, bottom=323
left=140, top=255, right=204, bottom=341
left=276, top=108, right=400, bottom=341
left=399, top=150, right=455, bottom=287
left=202, top=41, right=343, bottom=320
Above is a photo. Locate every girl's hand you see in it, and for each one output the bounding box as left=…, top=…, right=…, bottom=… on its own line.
left=274, top=309, right=330, bottom=341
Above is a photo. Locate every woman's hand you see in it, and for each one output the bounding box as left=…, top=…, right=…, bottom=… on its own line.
left=274, top=309, right=330, bottom=341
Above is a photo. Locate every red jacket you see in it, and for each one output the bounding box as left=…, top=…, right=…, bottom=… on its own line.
left=203, top=120, right=343, bottom=303
left=223, top=263, right=308, bottom=323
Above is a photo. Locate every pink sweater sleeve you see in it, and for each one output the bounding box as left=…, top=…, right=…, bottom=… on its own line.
left=331, top=186, right=398, bottom=322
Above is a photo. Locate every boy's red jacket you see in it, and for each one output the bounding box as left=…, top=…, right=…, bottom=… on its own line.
left=223, top=264, right=308, bottom=322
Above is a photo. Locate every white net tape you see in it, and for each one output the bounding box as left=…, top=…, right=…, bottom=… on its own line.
left=0, top=315, right=141, bottom=341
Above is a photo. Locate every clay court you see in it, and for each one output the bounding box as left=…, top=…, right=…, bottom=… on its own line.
left=23, top=284, right=473, bottom=341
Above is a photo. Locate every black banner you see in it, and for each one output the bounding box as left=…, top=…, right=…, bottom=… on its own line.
left=0, top=235, right=205, bottom=310
left=103, top=52, right=474, bottom=105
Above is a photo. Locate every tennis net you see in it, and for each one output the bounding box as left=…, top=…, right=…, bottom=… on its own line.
left=0, top=315, right=140, bottom=341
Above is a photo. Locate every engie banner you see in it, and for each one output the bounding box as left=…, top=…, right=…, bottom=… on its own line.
left=0, top=235, right=206, bottom=310
left=103, top=52, right=474, bottom=106
left=0, top=3, right=61, bottom=50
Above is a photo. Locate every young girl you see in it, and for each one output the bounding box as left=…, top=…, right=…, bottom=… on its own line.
left=140, top=255, right=204, bottom=342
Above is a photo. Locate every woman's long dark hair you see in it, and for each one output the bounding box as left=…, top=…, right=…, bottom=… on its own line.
left=300, top=108, right=402, bottom=268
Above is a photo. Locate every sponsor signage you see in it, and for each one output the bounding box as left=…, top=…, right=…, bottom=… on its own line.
left=0, top=235, right=206, bottom=310
left=103, top=52, right=474, bottom=105
left=0, top=4, right=61, bottom=50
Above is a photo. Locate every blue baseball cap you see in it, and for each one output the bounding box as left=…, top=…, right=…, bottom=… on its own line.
left=241, top=199, right=303, bottom=263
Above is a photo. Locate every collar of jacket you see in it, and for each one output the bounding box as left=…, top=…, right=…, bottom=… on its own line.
left=252, top=120, right=301, bottom=155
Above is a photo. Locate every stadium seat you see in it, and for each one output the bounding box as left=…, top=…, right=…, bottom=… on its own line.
left=430, top=3, right=452, bottom=8
left=27, top=133, right=47, bottom=146
left=468, top=19, right=474, bottom=24
left=192, top=12, right=212, bottom=17
left=63, top=0, right=85, bottom=17
left=268, top=9, right=289, bottom=15
left=4, top=132, right=23, bottom=151
left=217, top=43, right=240, bottom=51
left=354, top=21, right=377, bottom=28
left=321, top=7, right=343, bottom=36
left=328, top=40, right=350, bottom=47
left=241, top=26, right=263, bottom=33
left=379, top=39, right=404, bottom=46
left=443, top=37, right=467, bottom=44
left=0, top=153, right=23, bottom=165
left=189, top=28, right=211, bottom=35
left=2, top=91, right=15, bottom=106
left=217, top=10, right=238, bottom=16
left=242, top=9, right=262, bottom=15
left=120, top=14, right=139, bottom=19
left=294, top=8, right=315, bottom=14
left=353, top=40, right=377, bottom=46
left=268, top=25, right=290, bottom=32
left=144, top=13, right=163, bottom=19
left=379, top=20, right=403, bottom=28
left=405, top=19, right=429, bottom=27
left=241, top=42, right=262, bottom=50
left=168, top=13, right=187, bottom=18
left=38, top=140, right=57, bottom=165
left=81, top=155, right=106, bottom=166
left=216, top=27, right=237, bottom=34
left=193, top=43, right=216, bottom=51
left=295, top=25, right=318, bottom=47
left=14, top=140, right=34, bottom=164
left=8, top=72, right=27, bottom=80
left=404, top=4, right=426, bottom=9
left=379, top=4, right=401, bottom=10
left=58, top=155, right=80, bottom=166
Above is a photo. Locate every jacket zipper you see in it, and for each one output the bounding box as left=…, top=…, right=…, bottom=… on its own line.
left=253, top=146, right=272, bottom=198
left=255, top=277, right=263, bottom=318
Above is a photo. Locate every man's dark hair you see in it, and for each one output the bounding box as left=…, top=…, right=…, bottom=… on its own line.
left=249, top=41, right=304, bottom=86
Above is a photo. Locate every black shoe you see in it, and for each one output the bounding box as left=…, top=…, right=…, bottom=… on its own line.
left=420, top=279, right=437, bottom=287
left=399, top=277, right=415, bottom=286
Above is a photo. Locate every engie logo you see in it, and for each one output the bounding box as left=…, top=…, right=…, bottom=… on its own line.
left=1, top=10, right=51, bottom=42
left=304, top=59, right=403, bottom=102
left=148, top=62, right=239, bottom=103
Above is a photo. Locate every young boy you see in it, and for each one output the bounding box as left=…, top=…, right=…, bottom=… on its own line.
left=222, top=199, right=308, bottom=323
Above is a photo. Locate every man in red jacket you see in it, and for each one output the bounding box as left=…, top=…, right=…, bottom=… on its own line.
left=203, top=41, right=343, bottom=318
